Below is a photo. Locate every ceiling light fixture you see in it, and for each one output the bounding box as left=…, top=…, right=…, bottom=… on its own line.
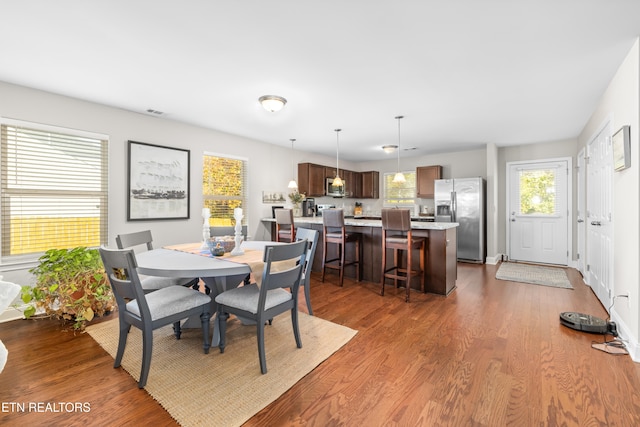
left=258, top=95, right=287, bottom=112
left=288, top=138, right=298, bottom=189
left=333, top=129, right=344, bottom=187
left=393, top=115, right=406, bottom=183
left=382, top=144, right=397, bottom=154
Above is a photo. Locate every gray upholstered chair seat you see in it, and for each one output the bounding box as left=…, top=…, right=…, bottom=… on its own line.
left=215, top=284, right=292, bottom=315
left=126, top=286, right=211, bottom=320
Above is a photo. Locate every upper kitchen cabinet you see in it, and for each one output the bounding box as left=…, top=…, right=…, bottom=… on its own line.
left=416, top=165, right=442, bottom=199
left=361, top=171, right=379, bottom=199
left=325, top=166, right=337, bottom=179
left=298, top=163, right=326, bottom=197
left=341, top=169, right=355, bottom=197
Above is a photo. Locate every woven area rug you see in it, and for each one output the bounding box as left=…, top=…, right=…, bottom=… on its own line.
left=86, top=313, right=357, bottom=426
left=496, top=262, right=573, bottom=289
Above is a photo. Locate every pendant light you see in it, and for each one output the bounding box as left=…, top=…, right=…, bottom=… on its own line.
left=333, top=129, right=344, bottom=187
left=287, top=138, right=298, bottom=189
left=393, top=115, right=406, bottom=183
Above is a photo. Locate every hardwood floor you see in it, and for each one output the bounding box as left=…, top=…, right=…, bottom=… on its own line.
left=2, top=263, right=640, bottom=426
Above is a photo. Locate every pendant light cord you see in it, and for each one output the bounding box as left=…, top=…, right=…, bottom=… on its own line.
left=290, top=138, right=296, bottom=179
left=335, top=128, right=341, bottom=177
left=396, top=116, right=403, bottom=172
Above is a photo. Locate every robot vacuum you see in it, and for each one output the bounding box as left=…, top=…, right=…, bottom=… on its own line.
left=559, top=312, right=610, bottom=334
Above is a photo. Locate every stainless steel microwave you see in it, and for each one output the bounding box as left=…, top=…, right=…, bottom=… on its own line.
left=326, top=177, right=345, bottom=197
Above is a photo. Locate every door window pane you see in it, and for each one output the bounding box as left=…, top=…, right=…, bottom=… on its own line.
left=519, top=169, right=556, bottom=215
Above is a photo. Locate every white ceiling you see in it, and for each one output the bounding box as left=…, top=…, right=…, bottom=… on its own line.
left=1, top=1, right=640, bottom=162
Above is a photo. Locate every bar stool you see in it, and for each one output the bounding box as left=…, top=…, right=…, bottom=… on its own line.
left=380, top=208, right=426, bottom=302
left=321, top=208, right=361, bottom=286
left=274, top=208, right=295, bottom=242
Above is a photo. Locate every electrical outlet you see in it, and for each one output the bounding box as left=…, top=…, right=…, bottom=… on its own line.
left=616, top=292, right=631, bottom=307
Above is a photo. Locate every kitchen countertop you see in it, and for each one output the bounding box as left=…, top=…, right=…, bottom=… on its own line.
left=262, top=216, right=458, bottom=230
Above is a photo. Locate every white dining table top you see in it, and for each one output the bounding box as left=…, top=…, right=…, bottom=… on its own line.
left=134, top=241, right=284, bottom=278
left=135, top=247, right=251, bottom=278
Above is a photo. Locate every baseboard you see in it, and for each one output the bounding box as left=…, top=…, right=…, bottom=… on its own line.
left=485, top=254, right=503, bottom=265
left=611, top=311, right=639, bottom=363
left=0, top=307, right=24, bottom=323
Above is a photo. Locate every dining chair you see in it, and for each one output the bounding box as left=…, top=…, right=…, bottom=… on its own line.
left=214, top=239, right=307, bottom=374
left=274, top=208, right=295, bottom=242
left=99, top=247, right=212, bottom=389
left=116, top=230, right=199, bottom=292
left=321, top=208, right=361, bottom=286
left=294, top=227, right=319, bottom=315
left=380, top=208, right=426, bottom=303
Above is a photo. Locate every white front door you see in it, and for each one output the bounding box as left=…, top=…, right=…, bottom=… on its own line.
left=586, top=125, right=613, bottom=306
left=507, top=159, right=570, bottom=265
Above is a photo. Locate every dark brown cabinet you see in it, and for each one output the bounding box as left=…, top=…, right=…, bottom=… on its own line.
left=298, top=163, right=326, bottom=197
left=341, top=170, right=355, bottom=197
left=353, top=171, right=363, bottom=198
left=298, top=162, right=378, bottom=199
left=360, top=171, right=379, bottom=199
left=416, top=165, right=442, bottom=199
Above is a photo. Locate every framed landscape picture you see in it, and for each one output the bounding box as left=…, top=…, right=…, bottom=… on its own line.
left=127, top=140, right=190, bottom=220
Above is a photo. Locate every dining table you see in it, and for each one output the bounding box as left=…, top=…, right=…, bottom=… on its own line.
left=135, top=240, right=283, bottom=346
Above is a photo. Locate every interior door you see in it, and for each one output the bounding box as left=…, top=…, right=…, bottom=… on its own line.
left=586, top=125, right=613, bottom=306
left=508, top=160, right=569, bottom=265
left=577, top=148, right=586, bottom=275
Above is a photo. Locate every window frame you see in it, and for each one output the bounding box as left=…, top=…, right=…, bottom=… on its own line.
left=382, top=170, right=417, bottom=208
left=0, top=118, right=109, bottom=266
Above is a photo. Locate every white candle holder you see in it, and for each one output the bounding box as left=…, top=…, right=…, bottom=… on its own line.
left=230, top=208, right=245, bottom=255
left=201, top=208, right=211, bottom=249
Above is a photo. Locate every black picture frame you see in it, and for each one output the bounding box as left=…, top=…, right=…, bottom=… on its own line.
left=127, top=140, right=190, bottom=220
left=613, top=125, right=631, bottom=171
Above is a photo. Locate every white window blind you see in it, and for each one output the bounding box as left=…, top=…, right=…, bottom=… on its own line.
left=203, top=154, right=247, bottom=227
left=383, top=171, right=417, bottom=206
left=1, top=122, right=108, bottom=264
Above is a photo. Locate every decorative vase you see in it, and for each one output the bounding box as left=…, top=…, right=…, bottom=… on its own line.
left=293, top=204, right=302, bottom=217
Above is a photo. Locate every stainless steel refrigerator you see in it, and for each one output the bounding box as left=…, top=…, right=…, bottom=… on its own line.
left=434, top=177, right=486, bottom=263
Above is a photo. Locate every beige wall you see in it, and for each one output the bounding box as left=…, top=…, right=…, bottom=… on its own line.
left=578, top=38, right=640, bottom=360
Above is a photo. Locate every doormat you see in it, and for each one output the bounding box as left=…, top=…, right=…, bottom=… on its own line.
left=496, top=262, right=573, bottom=289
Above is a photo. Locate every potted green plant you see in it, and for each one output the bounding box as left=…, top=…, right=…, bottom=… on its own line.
left=19, top=247, right=115, bottom=331
left=288, top=191, right=305, bottom=216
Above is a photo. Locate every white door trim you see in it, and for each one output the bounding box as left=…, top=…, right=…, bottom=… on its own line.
left=506, top=157, right=573, bottom=265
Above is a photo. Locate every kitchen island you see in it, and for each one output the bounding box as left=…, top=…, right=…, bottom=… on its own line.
left=261, top=216, right=458, bottom=295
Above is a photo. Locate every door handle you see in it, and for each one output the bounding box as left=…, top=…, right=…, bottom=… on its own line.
left=511, top=218, right=516, bottom=222
left=590, top=221, right=601, bottom=226
left=577, top=219, right=584, bottom=223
